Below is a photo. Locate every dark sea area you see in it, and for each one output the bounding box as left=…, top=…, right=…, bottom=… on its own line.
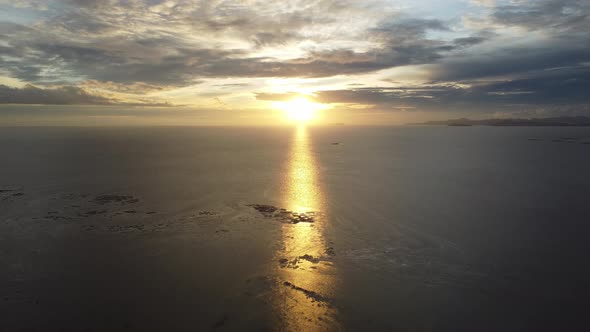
left=1, top=125, right=590, bottom=331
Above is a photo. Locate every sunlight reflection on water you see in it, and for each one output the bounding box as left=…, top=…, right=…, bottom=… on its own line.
left=274, top=125, right=339, bottom=330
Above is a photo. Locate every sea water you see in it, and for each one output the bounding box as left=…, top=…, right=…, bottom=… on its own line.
left=1, top=126, right=590, bottom=331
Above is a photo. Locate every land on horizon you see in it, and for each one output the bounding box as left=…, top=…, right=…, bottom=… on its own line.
left=411, top=116, right=590, bottom=127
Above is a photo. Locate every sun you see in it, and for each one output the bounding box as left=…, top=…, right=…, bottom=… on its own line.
left=273, top=97, right=326, bottom=122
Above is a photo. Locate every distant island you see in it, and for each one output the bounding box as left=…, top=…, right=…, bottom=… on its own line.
left=410, top=116, right=590, bottom=127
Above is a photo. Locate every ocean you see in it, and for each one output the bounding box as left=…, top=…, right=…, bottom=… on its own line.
left=2, top=125, right=590, bottom=331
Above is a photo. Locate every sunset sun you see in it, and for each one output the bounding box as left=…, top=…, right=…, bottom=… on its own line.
left=273, top=97, right=327, bottom=122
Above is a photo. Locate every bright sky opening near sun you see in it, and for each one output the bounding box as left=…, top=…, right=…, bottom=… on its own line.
left=274, top=97, right=328, bottom=122
left=0, top=0, right=589, bottom=125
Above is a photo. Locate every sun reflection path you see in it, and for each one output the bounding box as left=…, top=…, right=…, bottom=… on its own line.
left=286, top=125, right=322, bottom=213
left=274, top=124, right=339, bottom=330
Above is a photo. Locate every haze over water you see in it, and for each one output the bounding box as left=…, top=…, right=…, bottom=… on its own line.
left=2, top=125, right=590, bottom=331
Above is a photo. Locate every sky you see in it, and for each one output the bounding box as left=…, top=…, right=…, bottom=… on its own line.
left=0, top=0, right=589, bottom=125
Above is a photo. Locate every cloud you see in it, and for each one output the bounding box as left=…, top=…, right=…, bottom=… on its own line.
left=59, top=0, right=117, bottom=9
left=453, top=36, right=488, bottom=47
left=0, top=1, right=465, bottom=86
left=0, top=84, right=173, bottom=106
left=79, top=80, right=172, bottom=94
left=0, top=0, right=49, bottom=10
left=256, top=66, right=590, bottom=112
left=255, top=92, right=303, bottom=102
left=470, top=0, right=496, bottom=7
left=492, top=0, right=590, bottom=32
left=0, top=0, right=589, bottom=117
left=430, top=43, right=590, bottom=82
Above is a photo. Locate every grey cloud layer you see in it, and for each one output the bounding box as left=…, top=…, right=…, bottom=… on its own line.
left=0, top=1, right=482, bottom=83
left=493, top=0, right=589, bottom=32
left=257, top=66, right=590, bottom=113
left=0, top=84, right=173, bottom=106
left=0, top=0, right=589, bottom=111
left=0, top=84, right=113, bottom=105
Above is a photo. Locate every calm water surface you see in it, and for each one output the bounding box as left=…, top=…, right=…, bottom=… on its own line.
left=1, top=126, right=590, bottom=331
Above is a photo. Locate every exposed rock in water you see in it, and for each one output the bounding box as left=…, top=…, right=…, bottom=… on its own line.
left=299, top=254, right=321, bottom=263
left=324, top=247, right=336, bottom=257
left=247, top=204, right=318, bottom=224
left=282, top=281, right=331, bottom=305
left=248, top=204, right=277, bottom=215
left=278, top=258, right=289, bottom=268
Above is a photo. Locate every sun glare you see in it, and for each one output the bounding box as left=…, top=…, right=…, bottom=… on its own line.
left=273, top=97, right=326, bottom=122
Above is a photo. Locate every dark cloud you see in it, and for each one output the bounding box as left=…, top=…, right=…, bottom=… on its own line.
left=255, top=87, right=460, bottom=108
left=493, top=0, right=589, bottom=32
left=0, top=84, right=113, bottom=105
left=253, top=65, right=590, bottom=112
left=311, top=86, right=460, bottom=108
left=0, top=84, right=173, bottom=106
left=431, top=43, right=590, bottom=82
left=80, top=80, right=172, bottom=94
left=453, top=36, right=487, bottom=47
left=470, top=70, right=590, bottom=105
left=0, top=21, right=33, bottom=35
left=402, top=0, right=590, bottom=114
